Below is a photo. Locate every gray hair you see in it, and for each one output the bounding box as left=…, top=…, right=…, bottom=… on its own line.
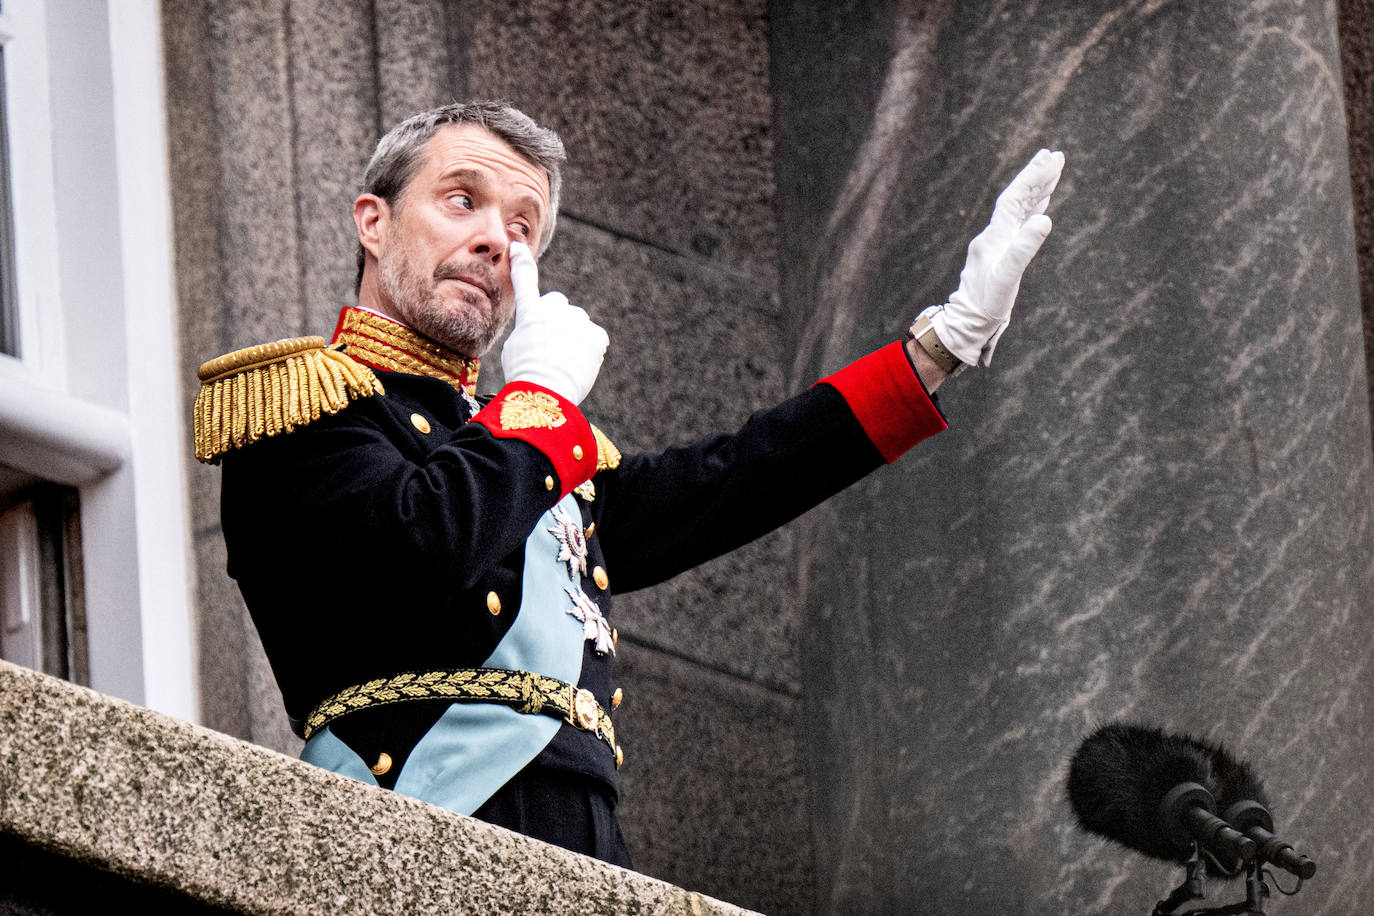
left=355, top=101, right=566, bottom=289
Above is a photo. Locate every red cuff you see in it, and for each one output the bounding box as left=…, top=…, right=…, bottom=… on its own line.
left=471, top=382, right=599, bottom=497
left=815, top=341, right=948, bottom=463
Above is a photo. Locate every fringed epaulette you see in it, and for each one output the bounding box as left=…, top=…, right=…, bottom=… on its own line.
left=590, top=424, right=622, bottom=471
left=193, top=336, right=384, bottom=463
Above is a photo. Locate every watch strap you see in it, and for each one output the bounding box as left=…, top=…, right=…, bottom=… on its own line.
left=909, top=311, right=969, bottom=376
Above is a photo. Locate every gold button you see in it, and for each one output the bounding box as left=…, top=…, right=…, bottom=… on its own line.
left=486, top=591, right=501, bottom=615
left=544, top=475, right=555, bottom=491
left=585, top=522, right=595, bottom=538
left=370, top=752, right=392, bottom=776
left=615, top=745, right=624, bottom=768
left=593, top=566, right=609, bottom=590
left=612, top=628, right=618, bottom=647
left=573, top=445, right=584, bottom=461
left=611, top=688, right=623, bottom=710
left=410, top=413, right=431, bottom=434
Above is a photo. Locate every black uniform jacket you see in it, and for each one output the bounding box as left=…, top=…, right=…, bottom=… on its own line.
left=218, top=307, right=947, bottom=804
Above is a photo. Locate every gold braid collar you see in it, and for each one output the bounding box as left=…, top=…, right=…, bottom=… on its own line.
left=331, top=306, right=480, bottom=396
left=193, top=337, right=383, bottom=463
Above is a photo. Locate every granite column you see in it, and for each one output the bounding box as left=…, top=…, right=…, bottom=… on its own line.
left=772, top=1, right=1374, bottom=911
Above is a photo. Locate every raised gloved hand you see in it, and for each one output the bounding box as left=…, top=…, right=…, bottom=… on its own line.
left=501, top=241, right=609, bottom=405
left=924, top=148, right=1064, bottom=368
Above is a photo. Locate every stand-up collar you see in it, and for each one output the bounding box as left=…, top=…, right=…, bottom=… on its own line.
left=330, top=306, right=480, bottom=397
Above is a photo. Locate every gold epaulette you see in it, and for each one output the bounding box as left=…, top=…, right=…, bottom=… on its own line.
left=591, top=424, right=622, bottom=471
left=193, top=336, right=384, bottom=463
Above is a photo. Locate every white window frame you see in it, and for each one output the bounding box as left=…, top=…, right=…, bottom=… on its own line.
left=0, top=0, right=197, bottom=722
left=0, top=0, right=63, bottom=380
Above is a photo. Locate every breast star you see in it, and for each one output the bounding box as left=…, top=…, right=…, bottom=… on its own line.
left=564, top=587, right=615, bottom=656
left=548, top=504, right=588, bottom=580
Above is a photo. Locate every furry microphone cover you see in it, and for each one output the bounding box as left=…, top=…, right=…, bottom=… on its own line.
left=1067, top=721, right=1263, bottom=868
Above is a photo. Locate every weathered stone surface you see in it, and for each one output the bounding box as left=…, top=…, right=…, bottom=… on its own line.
left=448, top=0, right=777, bottom=279
left=163, top=0, right=230, bottom=542
left=193, top=532, right=248, bottom=740
left=0, top=661, right=759, bottom=916
left=774, top=1, right=1374, bottom=912
left=163, top=0, right=228, bottom=379
left=185, top=462, right=221, bottom=539
left=375, top=0, right=452, bottom=126
left=286, top=0, right=380, bottom=334
left=207, top=0, right=306, bottom=345
left=613, top=646, right=813, bottom=916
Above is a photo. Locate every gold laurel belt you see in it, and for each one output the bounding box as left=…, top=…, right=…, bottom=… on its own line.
left=302, top=667, right=616, bottom=753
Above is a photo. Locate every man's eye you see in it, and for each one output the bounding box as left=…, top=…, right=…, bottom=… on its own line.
left=450, top=194, right=473, bottom=209
left=510, top=222, right=531, bottom=238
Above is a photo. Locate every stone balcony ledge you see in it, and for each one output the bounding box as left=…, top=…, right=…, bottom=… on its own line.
left=0, top=661, right=759, bottom=915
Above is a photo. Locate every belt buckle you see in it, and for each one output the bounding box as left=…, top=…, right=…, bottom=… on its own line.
left=573, top=688, right=599, bottom=732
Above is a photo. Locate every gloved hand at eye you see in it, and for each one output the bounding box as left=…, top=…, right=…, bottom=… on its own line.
left=501, top=241, right=609, bottom=405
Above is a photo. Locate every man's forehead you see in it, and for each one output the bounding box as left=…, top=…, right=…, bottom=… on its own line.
left=424, top=124, right=551, bottom=212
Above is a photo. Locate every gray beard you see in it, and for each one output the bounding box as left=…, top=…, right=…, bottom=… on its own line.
left=379, top=258, right=510, bottom=357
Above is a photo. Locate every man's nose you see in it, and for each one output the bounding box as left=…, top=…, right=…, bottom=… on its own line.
left=470, top=210, right=508, bottom=264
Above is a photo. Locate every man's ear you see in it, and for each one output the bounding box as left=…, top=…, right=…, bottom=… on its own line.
left=354, top=193, right=389, bottom=259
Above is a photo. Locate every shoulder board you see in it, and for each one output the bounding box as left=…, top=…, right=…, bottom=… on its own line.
left=590, top=424, right=621, bottom=471
left=193, top=336, right=384, bottom=464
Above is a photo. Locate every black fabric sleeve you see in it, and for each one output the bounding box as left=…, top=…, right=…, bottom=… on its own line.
left=593, top=382, right=885, bottom=593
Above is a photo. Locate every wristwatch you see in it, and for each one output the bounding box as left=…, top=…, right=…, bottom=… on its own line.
left=908, top=310, right=969, bottom=377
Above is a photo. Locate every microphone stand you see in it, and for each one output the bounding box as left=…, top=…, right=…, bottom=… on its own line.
left=1152, top=851, right=1206, bottom=916
left=1151, top=845, right=1268, bottom=916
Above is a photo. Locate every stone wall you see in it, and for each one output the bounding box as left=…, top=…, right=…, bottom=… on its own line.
left=772, top=1, right=1374, bottom=912
left=0, top=661, right=756, bottom=915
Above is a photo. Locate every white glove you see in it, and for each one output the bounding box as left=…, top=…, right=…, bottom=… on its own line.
left=501, top=241, right=609, bottom=405
left=927, top=148, right=1064, bottom=367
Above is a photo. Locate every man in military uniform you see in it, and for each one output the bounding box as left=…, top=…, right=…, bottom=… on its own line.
left=194, top=101, right=1063, bottom=866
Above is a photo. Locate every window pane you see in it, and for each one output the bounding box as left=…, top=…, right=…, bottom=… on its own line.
left=0, top=45, right=17, bottom=357
left=0, top=481, right=86, bottom=683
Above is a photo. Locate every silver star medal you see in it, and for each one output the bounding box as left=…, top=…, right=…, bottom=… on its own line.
left=548, top=504, right=588, bottom=580
left=461, top=391, right=482, bottom=416
left=564, top=586, right=615, bottom=656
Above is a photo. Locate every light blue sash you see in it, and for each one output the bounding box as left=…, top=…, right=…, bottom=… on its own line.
left=302, top=495, right=588, bottom=813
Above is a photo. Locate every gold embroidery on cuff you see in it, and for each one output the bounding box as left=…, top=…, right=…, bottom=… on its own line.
left=500, top=390, right=567, bottom=430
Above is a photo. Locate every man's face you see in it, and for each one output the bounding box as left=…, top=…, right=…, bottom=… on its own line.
left=369, top=124, right=552, bottom=357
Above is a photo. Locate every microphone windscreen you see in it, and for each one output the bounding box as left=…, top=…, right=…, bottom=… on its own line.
left=1067, top=722, right=1215, bottom=862
left=1207, top=737, right=1271, bottom=813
